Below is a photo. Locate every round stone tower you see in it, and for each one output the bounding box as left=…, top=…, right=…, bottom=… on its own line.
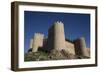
left=74, top=37, right=88, bottom=57
left=29, top=38, right=33, bottom=49
left=32, top=33, right=44, bottom=52
left=54, top=21, right=66, bottom=51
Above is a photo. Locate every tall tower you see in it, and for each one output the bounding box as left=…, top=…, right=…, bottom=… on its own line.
left=29, top=38, right=33, bottom=49
left=74, top=37, right=88, bottom=57
left=32, top=33, right=44, bottom=52
left=47, top=21, right=66, bottom=51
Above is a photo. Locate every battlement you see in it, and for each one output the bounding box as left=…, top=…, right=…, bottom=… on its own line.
left=34, top=33, right=44, bottom=37
left=54, top=21, right=64, bottom=25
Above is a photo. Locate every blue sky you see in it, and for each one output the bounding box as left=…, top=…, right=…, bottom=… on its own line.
left=24, top=11, right=90, bottom=53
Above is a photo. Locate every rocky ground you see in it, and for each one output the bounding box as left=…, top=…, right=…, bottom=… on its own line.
left=24, top=49, right=90, bottom=61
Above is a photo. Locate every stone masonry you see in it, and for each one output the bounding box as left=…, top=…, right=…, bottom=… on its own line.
left=28, top=21, right=90, bottom=58
left=32, top=33, right=44, bottom=52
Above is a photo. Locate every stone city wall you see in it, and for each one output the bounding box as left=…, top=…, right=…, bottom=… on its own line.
left=65, top=41, right=75, bottom=55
